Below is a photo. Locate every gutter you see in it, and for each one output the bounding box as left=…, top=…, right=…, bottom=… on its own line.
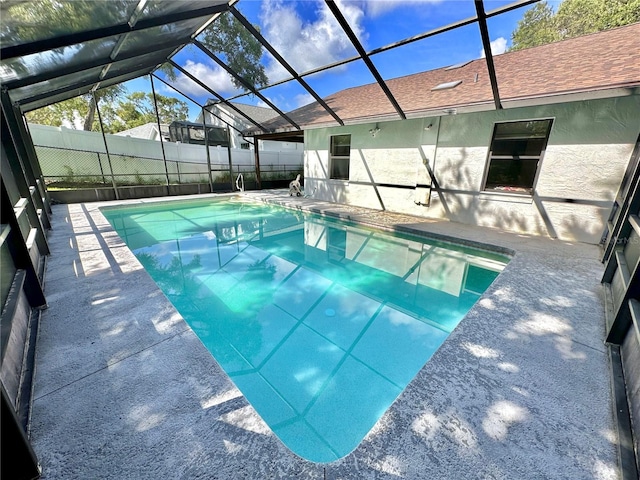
left=243, top=84, right=640, bottom=136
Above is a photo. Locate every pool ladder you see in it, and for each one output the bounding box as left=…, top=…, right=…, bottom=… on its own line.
left=235, top=173, right=244, bottom=192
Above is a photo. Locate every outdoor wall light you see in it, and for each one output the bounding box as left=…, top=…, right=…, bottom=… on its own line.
left=369, top=124, right=381, bottom=137
left=424, top=123, right=433, bottom=130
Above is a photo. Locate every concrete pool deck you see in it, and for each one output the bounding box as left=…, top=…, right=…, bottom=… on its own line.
left=30, top=191, right=618, bottom=479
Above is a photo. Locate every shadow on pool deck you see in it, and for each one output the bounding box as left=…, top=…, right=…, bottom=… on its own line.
left=30, top=192, right=618, bottom=479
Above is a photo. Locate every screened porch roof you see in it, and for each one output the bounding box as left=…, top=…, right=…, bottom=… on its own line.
left=1, top=1, right=638, bottom=137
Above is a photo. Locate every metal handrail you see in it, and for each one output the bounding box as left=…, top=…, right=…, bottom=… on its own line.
left=235, top=173, right=244, bottom=192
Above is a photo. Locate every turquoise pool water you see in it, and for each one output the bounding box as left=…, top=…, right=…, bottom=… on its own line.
left=102, top=197, right=509, bottom=463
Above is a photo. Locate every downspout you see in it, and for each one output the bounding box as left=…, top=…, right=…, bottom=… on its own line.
left=432, top=116, right=442, bottom=181
left=202, top=107, right=214, bottom=192
left=150, top=75, right=170, bottom=195
left=426, top=116, right=452, bottom=217
left=254, top=137, right=261, bottom=190
left=226, top=126, right=233, bottom=191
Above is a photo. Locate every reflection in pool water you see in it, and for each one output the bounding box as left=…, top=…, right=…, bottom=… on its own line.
left=103, top=198, right=508, bottom=463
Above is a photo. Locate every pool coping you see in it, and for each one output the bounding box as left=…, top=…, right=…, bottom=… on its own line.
left=29, top=191, right=619, bottom=479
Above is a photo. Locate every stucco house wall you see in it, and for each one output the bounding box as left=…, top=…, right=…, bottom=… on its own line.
left=304, top=95, right=640, bottom=244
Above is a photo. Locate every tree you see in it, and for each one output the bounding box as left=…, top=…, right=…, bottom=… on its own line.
left=6, top=3, right=267, bottom=130
left=510, top=2, right=559, bottom=51
left=510, top=0, right=640, bottom=51
left=26, top=84, right=126, bottom=131
left=26, top=88, right=188, bottom=133
left=99, top=92, right=189, bottom=134
left=25, top=97, right=88, bottom=129
left=554, top=0, right=640, bottom=37
left=83, top=85, right=127, bottom=131
left=4, top=1, right=132, bottom=130
left=198, top=12, right=268, bottom=89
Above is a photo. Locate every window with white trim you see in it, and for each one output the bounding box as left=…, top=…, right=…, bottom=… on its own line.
left=329, top=134, right=351, bottom=180
left=483, top=119, right=553, bottom=195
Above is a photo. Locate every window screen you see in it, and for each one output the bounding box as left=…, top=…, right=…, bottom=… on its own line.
left=484, top=119, right=553, bottom=195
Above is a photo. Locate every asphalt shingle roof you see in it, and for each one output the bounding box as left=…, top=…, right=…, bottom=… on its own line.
left=254, top=22, right=640, bottom=133
left=206, top=100, right=279, bottom=125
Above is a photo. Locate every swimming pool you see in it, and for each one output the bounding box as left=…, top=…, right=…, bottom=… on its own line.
left=102, top=197, right=509, bottom=462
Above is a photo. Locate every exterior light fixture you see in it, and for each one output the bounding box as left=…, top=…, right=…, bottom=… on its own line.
left=369, top=124, right=381, bottom=137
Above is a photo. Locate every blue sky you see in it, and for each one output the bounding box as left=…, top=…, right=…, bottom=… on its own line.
left=126, top=0, right=562, bottom=121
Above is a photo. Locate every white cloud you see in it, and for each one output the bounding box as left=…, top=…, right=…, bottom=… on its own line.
left=362, top=0, right=443, bottom=18
left=260, top=0, right=367, bottom=80
left=256, top=92, right=313, bottom=112
left=171, top=60, right=242, bottom=98
left=480, top=37, right=508, bottom=58
left=294, top=93, right=315, bottom=108
left=256, top=99, right=271, bottom=109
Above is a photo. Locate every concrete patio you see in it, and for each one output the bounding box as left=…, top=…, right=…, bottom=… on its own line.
left=29, top=191, right=618, bottom=479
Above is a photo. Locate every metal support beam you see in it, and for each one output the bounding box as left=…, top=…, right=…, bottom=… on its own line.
left=168, top=60, right=268, bottom=131
left=485, top=0, right=541, bottom=18
left=151, top=74, right=251, bottom=138
left=475, top=0, right=503, bottom=110
left=603, top=134, right=640, bottom=265
left=1, top=89, right=51, bottom=229
left=203, top=105, right=248, bottom=137
left=325, top=0, right=406, bottom=120
left=4, top=43, right=178, bottom=91
left=18, top=67, right=157, bottom=112
left=22, top=121, right=52, bottom=214
left=150, top=75, right=171, bottom=194
left=1, top=385, right=40, bottom=480
left=1, top=4, right=229, bottom=60
left=193, top=39, right=301, bottom=130
left=0, top=179, right=46, bottom=308
left=606, top=262, right=640, bottom=345
left=229, top=6, right=344, bottom=127
left=220, top=14, right=479, bottom=106
left=152, top=74, right=203, bottom=109
left=0, top=90, right=50, bottom=257
left=93, top=91, right=119, bottom=200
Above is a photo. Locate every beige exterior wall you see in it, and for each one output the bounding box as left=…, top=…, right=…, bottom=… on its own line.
left=304, top=95, right=640, bottom=244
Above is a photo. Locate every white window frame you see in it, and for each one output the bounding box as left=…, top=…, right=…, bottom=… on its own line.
left=329, top=134, right=351, bottom=180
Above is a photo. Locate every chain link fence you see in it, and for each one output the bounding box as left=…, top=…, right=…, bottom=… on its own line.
left=35, top=145, right=303, bottom=192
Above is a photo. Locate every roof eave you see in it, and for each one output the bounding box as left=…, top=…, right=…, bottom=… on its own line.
left=242, top=83, right=640, bottom=136
left=500, top=84, right=640, bottom=109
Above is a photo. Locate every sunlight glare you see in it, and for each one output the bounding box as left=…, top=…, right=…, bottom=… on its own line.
left=127, top=405, right=167, bottom=432
left=497, top=362, right=519, bottom=373
left=482, top=400, right=528, bottom=441
left=201, top=388, right=243, bottom=410
left=462, top=342, right=500, bottom=359
left=219, top=405, right=271, bottom=435
left=411, top=411, right=439, bottom=439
